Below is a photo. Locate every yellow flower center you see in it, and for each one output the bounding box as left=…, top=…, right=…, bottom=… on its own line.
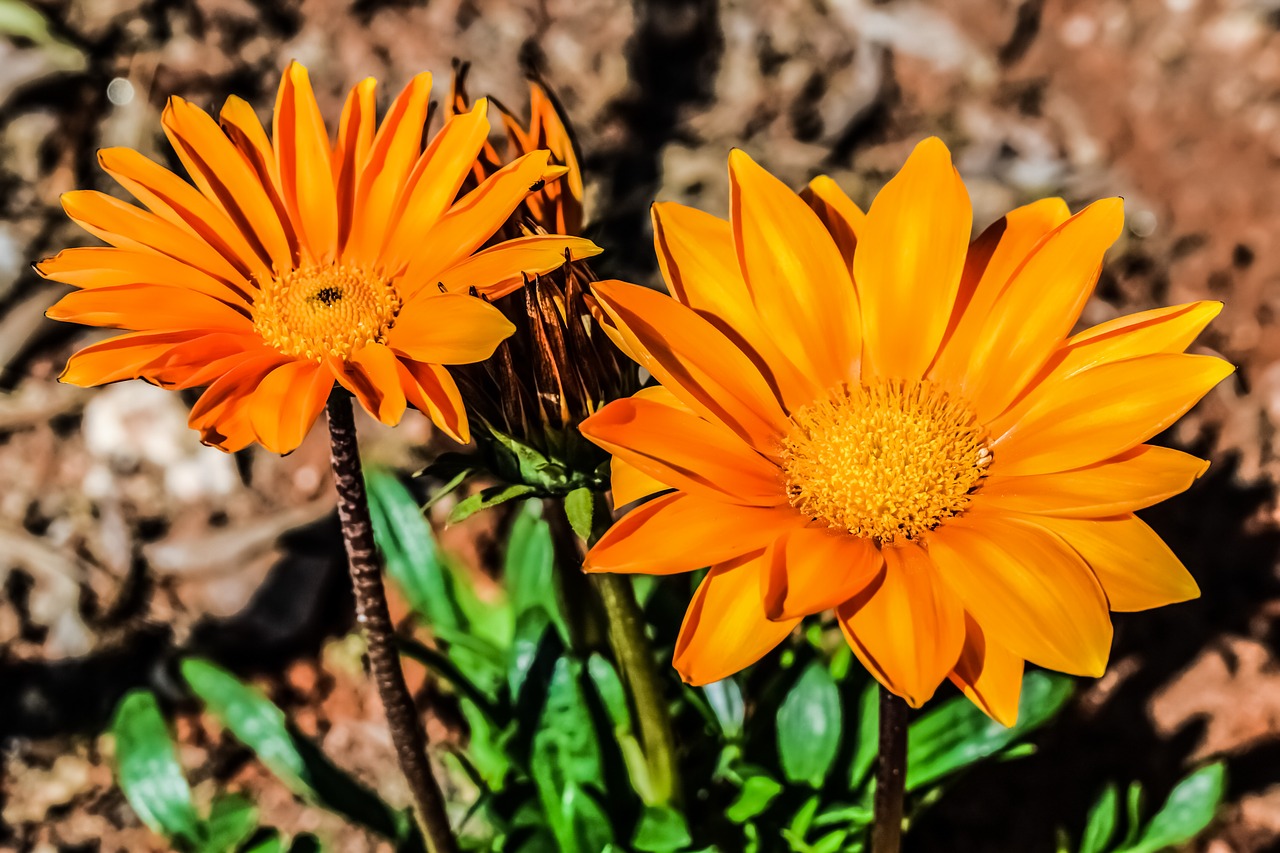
left=781, top=380, right=991, bottom=544
left=253, top=264, right=401, bottom=360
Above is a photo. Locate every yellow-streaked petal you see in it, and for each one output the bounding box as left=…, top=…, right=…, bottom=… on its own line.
left=387, top=292, right=515, bottom=365
left=729, top=149, right=859, bottom=388
left=961, top=198, right=1125, bottom=419
left=854, top=137, right=971, bottom=381
left=928, top=511, right=1113, bottom=677
left=979, top=445, right=1210, bottom=516
left=397, top=358, right=469, bottom=443
left=1027, top=514, right=1200, bottom=612
left=433, top=235, right=602, bottom=299
left=334, top=343, right=407, bottom=425
left=383, top=99, right=491, bottom=271
left=580, top=396, right=786, bottom=506
left=673, top=550, right=799, bottom=685
left=760, top=526, right=882, bottom=621
left=273, top=61, right=338, bottom=262
left=248, top=359, right=333, bottom=454
left=162, top=96, right=292, bottom=273
left=948, top=614, right=1024, bottom=727
left=930, top=197, right=1071, bottom=385
left=652, top=201, right=817, bottom=408
left=592, top=279, right=789, bottom=453
left=990, top=353, right=1234, bottom=476
left=799, top=174, right=864, bottom=274
left=47, top=284, right=250, bottom=333
left=586, top=491, right=801, bottom=575
left=837, top=542, right=965, bottom=707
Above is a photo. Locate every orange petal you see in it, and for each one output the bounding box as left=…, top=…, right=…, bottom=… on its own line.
left=836, top=542, right=965, bottom=707
left=47, top=284, right=251, bottom=333
left=651, top=201, right=817, bottom=409
left=961, top=198, right=1125, bottom=419
left=990, top=353, right=1234, bottom=476
left=189, top=353, right=289, bottom=450
left=335, top=343, right=407, bottom=426
left=591, top=279, right=789, bottom=453
left=980, top=445, right=1210, bottom=516
left=36, top=247, right=248, bottom=307
left=433, top=235, right=602, bottom=300
left=611, top=457, right=668, bottom=507
left=404, top=150, right=562, bottom=289
left=396, top=358, right=469, bottom=443
left=948, top=613, right=1024, bottom=727
left=581, top=396, right=785, bottom=506
left=162, top=96, right=292, bottom=273
left=928, top=510, right=1113, bottom=677
left=382, top=99, right=492, bottom=272
left=346, top=72, right=433, bottom=265
left=387, top=292, right=515, bottom=365
left=761, top=527, right=882, bottom=621
left=60, top=330, right=205, bottom=387
left=332, top=78, right=377, bottom=254
left=248, top=359, right=333, bottom=454
left=97, top=147, right=269, bottom=284
left=220, top=95, right=298, bottom=264
left=138, top=332, right=271, bottom=389
left=586, top=491, right=801, bottom=575
left=930, top=197, right=1071, bottom=385
left=1026, top=513, right=1199, bottom=612
left=799, top=174, right=864, bottom=274
left=272, top=62, right=338, bottom=262
left=673, top=550, right=799, bottom=685
left=59, top=190, right=250, bottom=299
left=729, top=149, right=860, bottom=388
left=854, top=137, right=971, bottom=381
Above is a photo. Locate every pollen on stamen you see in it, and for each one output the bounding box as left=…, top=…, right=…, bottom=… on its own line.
left=781, top=379, right=991, bottom=544
left=253, top=264, right=401, bottom=361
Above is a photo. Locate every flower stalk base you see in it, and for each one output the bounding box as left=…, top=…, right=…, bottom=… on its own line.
left=327, top=393, right=458, bottom=853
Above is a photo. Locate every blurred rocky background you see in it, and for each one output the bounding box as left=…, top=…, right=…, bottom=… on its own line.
left=0, top=0, right=1277, bottom=850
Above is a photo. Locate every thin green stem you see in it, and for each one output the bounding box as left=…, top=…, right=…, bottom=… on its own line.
left=327, top=393, right=459, bottom=853
left=872, top=686, right=908, bottom=853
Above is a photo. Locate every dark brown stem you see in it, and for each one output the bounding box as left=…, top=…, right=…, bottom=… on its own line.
left=872, top=687, right=909, bottom=853
left=326, top=393, right=458, bottom=853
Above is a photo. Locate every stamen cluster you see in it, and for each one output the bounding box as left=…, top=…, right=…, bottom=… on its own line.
left=253, top=264, right=401, bottom=361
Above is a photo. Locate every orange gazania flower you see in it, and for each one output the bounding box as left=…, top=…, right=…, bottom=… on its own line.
left=39, top=62, right=600, bottom=454
left=581, top=138, right=1233, bottom=724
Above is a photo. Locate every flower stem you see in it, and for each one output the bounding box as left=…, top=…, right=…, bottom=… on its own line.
left=326, top=393, right=458, bottom=853
left=872, top=687, right=909, bottom=853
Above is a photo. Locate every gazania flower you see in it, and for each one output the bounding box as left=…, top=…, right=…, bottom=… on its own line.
left=39, top=61, right=600, bottom=454
left=581, top=138, right=1232, bottom=725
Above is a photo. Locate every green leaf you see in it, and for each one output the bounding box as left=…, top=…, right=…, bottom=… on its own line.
left=907, top=671, right=1074, bottom=791
left=506, top=501, right=567, bottom=644
left=1119, top=782, right=1144, bottom=849
left=365, top=466, right=461, bottom=631
left=196, top=793, right=259, bottom=853
left=1121, top=763, right=1226, bottom=853
left=777, top=661, right=842, bottom=787
left=702, top=678, right=745, bottom=741
left=849, top=681, right=879, bottom=791
left=449, top=484, right=537, bottom=525
left=632, top=805, right=692, bottom=852
left=564, top=488, right=594, bottom=542
left=398, top=636, right=501, bottom=722
left=586, top=654, right=631, bottom=732
left=785, top=794, right=822, bottom=844
left=110, top=689, right=200, bottom=845
left=727, top=775, right=783, bottom=824
left=1079, top=783, right=1119, bottom=853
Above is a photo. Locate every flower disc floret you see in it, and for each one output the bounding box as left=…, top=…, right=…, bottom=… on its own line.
left=253, top=264, right=401, bottom=361
left=781, top=380, right=991, bottom=543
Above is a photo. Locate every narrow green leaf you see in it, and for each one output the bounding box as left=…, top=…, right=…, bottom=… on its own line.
left=110, top=689, right=200, bottom=844
left=727, top=775, right=783, bottom=824
left=365, top=467, right=460, bottom=630
left=398, top=636, right=501, bottom=722
left=1123, top=763, right=1225, bottom=853
left=907, top=671, right=1073, bottom=791
left=849, top=681, right=879, bottom=791
left=1119, top=782, right=1144, bottom=849
left=564, top=488, right=594, bottom=542
left=506, top=500, right=567, bottom=644
left=448, top=484, right=537, bottom=525
left=777, top=662, right=842, bottom=787
left=632, top=805, right=692, bottom=852
left=586, top=654, right=631, bottom=732
left=1079, top=783, right=1119, bottom=853
left=196, top=793, right=258, bottom=853
left=703, top=678, right=745, bottom=741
